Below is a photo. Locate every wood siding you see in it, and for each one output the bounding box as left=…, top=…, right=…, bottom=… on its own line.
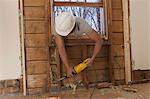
left=23, top=0, right=49, bottom=94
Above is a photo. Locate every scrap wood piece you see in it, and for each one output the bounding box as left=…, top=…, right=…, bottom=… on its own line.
left=128, top=79, right=150, bottom=84
left=96, top=82, right=112, bottom=89
left=122, top=87, right=137, bottom=93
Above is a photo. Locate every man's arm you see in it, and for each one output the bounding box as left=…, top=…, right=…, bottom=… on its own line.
left=54, top=35, right=74, bottom=76
left=86, top=30, right=103, bottom=64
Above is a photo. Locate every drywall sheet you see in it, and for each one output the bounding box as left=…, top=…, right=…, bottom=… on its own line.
left=130, top=0, right=150, bottom=70
left=0, top=0, right=21, bottom=80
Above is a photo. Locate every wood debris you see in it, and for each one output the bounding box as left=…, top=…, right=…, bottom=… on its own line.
left=96, top=82, right=112, bottom=89
left=122, top=87, right=137, bottom=93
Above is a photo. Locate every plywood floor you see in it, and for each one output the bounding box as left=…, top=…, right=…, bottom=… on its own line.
left=0, top=83, right=150, bottom=99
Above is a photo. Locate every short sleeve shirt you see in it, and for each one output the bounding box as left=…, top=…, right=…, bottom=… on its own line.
left=53, top=17, right=93, bottom=37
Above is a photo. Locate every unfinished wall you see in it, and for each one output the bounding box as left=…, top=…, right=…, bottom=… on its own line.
left=23, top=0, right=49, bottom=94
left=50, top=0, right=125, bottom=85
left=23, top=0, right=125, bottom=94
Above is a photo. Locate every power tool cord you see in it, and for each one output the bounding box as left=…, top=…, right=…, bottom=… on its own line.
left=90, top=84, right=96, bottom=99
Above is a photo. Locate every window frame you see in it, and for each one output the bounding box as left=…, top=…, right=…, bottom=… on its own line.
left=50, top=0, right=108, bottom=39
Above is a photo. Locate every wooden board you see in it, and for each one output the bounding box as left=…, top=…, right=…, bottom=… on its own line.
left=112, top=45, right=124, bottom=56
left=26, top=61, right=48, bottom=75
left=122, top=0, right=131, bottom=84
left=87, top=46, right=108, bottom=58
left=132, top=70, right=150, bottom=81
left=112, top=21, right=123, bottom=33
left=111, top=33, right=124, bottom=45
left=24, top=7, right=45, bottom=19
left=87, top=70, right=109, bottom=83
left=26, top=48, right=48, bottom=61
left=25, top=34, right=48, bottom=47
left=25, top=21, right=45, bottom=33
left=112, top=9, right=123, bottom=21
left=27, top=74, right=47, bottom=88
left=114, top=69, right=125, bottom=80
left=88, top=57, right=108, bottom=70
left=66, top=46, right=82, bottom=59
left=112, top=0, right=122, bottom=9
left=24, top=0, right=45, bottom=7
left=113, top=56, right=125, bottom=69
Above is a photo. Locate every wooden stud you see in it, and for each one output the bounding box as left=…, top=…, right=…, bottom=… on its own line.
left=19, top=0, right=27, bottom=96
left=107, top=0, right=115, bottom=84
left=45, top=0, right=51, bottom=92
left=122, top=0, right=131, bottom=84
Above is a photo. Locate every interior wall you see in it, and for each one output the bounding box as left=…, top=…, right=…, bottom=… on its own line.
left=130, top=0, right=150, bottom=70
left=0, top=0, right=21, bottom=80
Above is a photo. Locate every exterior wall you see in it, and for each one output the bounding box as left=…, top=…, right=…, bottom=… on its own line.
left=23, top=0, right=49, bottom=95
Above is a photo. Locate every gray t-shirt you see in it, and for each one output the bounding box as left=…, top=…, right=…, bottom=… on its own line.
left=53, top=17, right=93, bottom=37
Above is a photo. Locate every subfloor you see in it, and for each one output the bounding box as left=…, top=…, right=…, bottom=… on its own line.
left=0, top=83, right=150, bottom=99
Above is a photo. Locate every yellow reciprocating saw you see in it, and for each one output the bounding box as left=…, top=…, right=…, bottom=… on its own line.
left=73, top=58, right=89, bottom=74
left=54, top=58, right=90, bottom=83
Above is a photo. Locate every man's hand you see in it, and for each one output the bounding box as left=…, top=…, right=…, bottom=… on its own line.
left=66, top=67, right=75, bottom=77
left=87, top=58, right=94, bottom=67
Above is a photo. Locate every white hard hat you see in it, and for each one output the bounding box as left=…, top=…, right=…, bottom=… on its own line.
left=55, top=12, right=75, bottom=36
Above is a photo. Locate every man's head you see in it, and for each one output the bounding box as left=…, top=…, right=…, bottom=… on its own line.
left=55, top=12, right=75, bottom=36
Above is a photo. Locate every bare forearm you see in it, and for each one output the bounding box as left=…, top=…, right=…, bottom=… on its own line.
left=91, top=38, right=103, bottom=60
left=58, top=46, right=70, bottom=69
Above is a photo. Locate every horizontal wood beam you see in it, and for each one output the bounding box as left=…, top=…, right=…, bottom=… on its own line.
left=50, top=39, right=110, bottom=47
left=54, top=2, right=103, bottom=7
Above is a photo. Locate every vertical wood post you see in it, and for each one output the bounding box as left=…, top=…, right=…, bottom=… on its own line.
left=122, top=0, right=131, bottom=84
left=19, top=0, right=26, bottom=96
